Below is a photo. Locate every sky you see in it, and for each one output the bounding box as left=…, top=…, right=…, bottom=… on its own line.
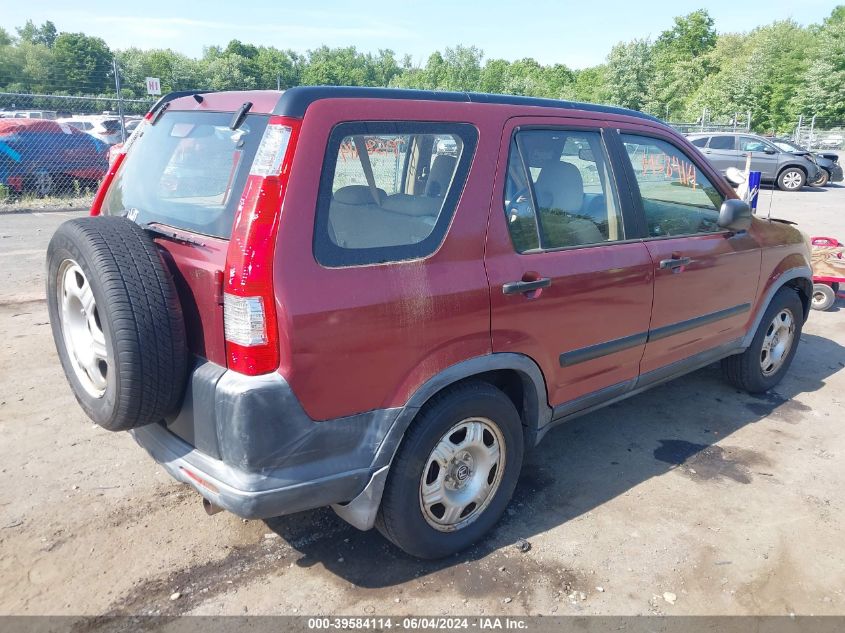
left=5, top=0, right=838, bottom=69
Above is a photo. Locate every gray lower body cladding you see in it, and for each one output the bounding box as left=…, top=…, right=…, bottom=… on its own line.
left=132, top=359, right=401, bottom=520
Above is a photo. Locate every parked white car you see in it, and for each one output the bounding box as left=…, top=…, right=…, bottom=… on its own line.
left=59, top=116, right=125, bottom=145
left=818, top=134, right=844, bottom=149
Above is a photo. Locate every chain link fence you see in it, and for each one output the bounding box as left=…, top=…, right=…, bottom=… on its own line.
left=0, top=90, right=154, bottom=207
left=792, top=115, right=844, bottom=151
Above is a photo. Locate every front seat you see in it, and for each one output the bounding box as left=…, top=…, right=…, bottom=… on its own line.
left=533, top=161, right=604, bottom=246
left=534, top=161, right=584, bottom=212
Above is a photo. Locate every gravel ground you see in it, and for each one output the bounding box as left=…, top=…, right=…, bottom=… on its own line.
left=1, top=184, right=843, bottom=619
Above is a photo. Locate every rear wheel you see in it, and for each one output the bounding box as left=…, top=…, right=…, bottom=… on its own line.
left=377, top=382, right=524, bottom=559
left=812, top=169, right=830, bottom=187
left=812, top=283, right=836, bottom=311
left=722, top=287, right=803, bottom=392
left=777, top=167, right=805, bottom=191
left=27, top=170, right=55, bottom=197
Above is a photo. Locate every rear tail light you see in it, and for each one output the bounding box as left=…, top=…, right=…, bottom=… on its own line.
left=223, top=116, right=301, bottom=375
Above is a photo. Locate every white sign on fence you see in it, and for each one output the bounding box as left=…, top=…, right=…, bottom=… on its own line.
left=145, top=77, right=161, bottom=96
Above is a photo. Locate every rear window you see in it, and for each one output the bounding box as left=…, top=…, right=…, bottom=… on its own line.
left=102, top=111, right=268, bottom=239
left=709, top=135, right=735, bottom=150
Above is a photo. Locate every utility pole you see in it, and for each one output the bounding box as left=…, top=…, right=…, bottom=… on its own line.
left=277, top=75, right=281, bottom=91
left=113, top=58, right=126, bottom=143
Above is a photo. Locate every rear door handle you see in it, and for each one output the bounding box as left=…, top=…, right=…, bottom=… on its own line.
left=502, top=278, right=551, bottom=295
left=659, top=257, right=691, bottom=270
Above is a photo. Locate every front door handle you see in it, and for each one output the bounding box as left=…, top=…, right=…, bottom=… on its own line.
left=502, top=278, right=551, bottom=295
left=659, top=257, right=691, bottom=270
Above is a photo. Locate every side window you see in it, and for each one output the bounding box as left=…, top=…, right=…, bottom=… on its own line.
left=620, top=134, right=724, bottom=238
left=709, top=135, right=736, bottom=150
left=503, top=129, right=623, bottom=252
left=739, top=136, right=771, bottom=153
left=690, top=137, right=708, bottom=148
left=314, top=122, right=477, bottom=267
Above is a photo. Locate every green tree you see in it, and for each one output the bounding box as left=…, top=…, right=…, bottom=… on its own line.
left=795, top=6, right=845, bottom=121
left=16, top=20, right=58, bottom=48
left=563, top=66, right=609, bottom=104
left=254, top=46, right=301, bottom=89
left=51, top=32, right=112, bottom=93
left=647, top=10, right=718, bottom=118
left=604, top=39, right=653, bottom=110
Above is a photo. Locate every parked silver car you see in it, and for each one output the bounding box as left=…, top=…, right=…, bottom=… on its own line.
left=688, top=132, right=820, bottom=191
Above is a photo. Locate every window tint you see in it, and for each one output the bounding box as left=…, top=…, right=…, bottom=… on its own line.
left=708, top=135, right=735, bottom=150
left=503, top=129, right=623, bottom=252
left=739, top=136, right=773, bottom=153
left=314, top=122, right=477, bottom=267
left=690, top=137, right=708, bottom=148
left=620, top=134, right=724, bottom=237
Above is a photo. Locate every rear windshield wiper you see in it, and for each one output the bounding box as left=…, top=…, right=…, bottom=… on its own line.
left=144, top=223, right=207, bottom=247
left=229, top=102, right=253, bottom=130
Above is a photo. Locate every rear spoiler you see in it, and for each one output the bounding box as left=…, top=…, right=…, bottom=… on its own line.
left=149, top=91, right=213, bottom=116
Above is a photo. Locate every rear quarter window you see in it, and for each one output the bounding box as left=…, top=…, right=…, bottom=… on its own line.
left=313, top=121, right=478, bottom=267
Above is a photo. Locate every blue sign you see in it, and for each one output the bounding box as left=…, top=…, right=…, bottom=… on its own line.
left=747, top=171, right=761, bottom=213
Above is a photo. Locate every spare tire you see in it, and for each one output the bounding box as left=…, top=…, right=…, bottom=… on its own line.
left=46, top=216, right=188, bottom=431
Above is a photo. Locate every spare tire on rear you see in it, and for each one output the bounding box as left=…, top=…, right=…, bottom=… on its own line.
left=46, top=216, right=188, bottom=431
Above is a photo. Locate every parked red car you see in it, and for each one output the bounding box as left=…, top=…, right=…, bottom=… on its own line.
left=47, top=87, right=812, bottom=558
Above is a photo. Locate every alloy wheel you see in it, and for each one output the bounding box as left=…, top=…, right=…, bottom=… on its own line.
left=58, top=260, right=108, bottom=398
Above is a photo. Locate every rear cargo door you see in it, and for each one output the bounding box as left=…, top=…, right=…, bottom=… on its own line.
left=99, top=110, right=270, bottom=366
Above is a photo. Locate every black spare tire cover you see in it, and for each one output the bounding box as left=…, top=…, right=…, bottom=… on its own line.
left=46, top=216, right=188, bottom=431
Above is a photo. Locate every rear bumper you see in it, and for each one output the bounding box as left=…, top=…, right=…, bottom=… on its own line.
left=131, top=423, right=373, bottom=519
left=131, top=360, right=402, bottom=520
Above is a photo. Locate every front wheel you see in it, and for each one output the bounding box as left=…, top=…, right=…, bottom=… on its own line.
left=721, top=287, right=804, bottom=393
left=777, top=167, right=806, bottom=191
left=812, top=169, right=830, bottom=187
left=377, top=382, right=524, bottom=559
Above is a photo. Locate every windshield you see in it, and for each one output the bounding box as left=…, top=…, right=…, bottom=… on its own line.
left=102, top=111, right=268, bottom=238
left=773, top=140, right=806, bottom=153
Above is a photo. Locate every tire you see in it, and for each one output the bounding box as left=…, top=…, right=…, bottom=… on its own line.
left=27, top=170, right=55, bottom=197
left=46, top=216, right=188, bottom=431
left=812, top=169, right=830, bottom=187
left=811, top=283, right=836, bottom=311
left=721, top=287, right=804, bottom=393
left=377, top=381, right=524, bottom=559
left=776, top=167, right=805, bottom=191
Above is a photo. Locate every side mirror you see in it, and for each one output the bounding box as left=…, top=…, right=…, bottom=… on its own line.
left=718, top=198, right=752, bottom=231
left=764, top=147, right=777, bottom=155
left=725, top=167, right=746, bottom=186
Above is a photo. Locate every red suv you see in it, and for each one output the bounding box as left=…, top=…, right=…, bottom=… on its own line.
left=47, top=87, right=812, bottom=559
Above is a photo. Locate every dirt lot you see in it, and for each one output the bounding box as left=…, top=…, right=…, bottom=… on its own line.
left=1, top=184, right=844, bottom=618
